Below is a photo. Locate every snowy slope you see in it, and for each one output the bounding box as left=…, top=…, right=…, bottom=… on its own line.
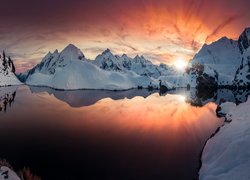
left=0, top=52, right=22, bottom=86
left=200, top=98, right=250, bottom=180
left=0, top=166, right=20, bottom=180
left=24, top=44, right=174, bottom=90
left=190, top=37, right=241, bottom=86
left=189, top=27, right=250, bottom=87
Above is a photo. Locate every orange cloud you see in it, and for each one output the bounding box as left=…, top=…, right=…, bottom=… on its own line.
left=1, top=0, right=250, bottom=72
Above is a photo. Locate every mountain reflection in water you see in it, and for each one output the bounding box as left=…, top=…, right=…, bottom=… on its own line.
left=0, top=85, right=249, bottom=179
left=29, top=86, right=157, bottom=107
left=0, top=86, right=17, bottom=112
left=28, top=86, right=250, bottom=108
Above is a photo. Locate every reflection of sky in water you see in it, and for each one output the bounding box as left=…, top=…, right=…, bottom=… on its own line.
left=0, top=86, right=223, bottom=179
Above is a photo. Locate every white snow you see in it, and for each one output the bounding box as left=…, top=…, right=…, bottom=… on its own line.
left=191, top=37, right=241, bottom=72
left=0, top=54, right=22, bottom=87
left=24, top=43, right=219, bottom=90
left=93, top=49, right=176, bottom=79
left=0, top=166, right=20, bottom=180
left=200, top=97, right=250, bottom=180
left=191, top=37, right=241, bottom=86
left=24, top=44, right=175, bottom=90
left=0, top=72, right=21, bottom=87
left=158, top=74, right=191, bottom=88
left=26, top=61, right=158, bottom=90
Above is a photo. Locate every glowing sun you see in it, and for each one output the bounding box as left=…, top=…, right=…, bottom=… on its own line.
left=174, top=59, right=188, bottom=71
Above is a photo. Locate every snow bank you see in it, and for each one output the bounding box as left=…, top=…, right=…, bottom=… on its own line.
left=0, top=72, right=21, bottom=87
left=200, top=96, right=250, bottom=180
left=216, top=102, right=236, bottom=117
left=0, top=166, right=20, bottom=180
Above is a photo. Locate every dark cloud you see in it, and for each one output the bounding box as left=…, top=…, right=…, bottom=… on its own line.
left=206, top=14, right=244, bottom=42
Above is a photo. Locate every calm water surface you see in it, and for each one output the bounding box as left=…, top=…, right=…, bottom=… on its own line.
left=0, top=86, right=225, bottom=180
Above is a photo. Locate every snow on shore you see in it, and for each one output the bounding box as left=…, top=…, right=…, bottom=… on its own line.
left=0, top=166, right=20, bottom=180
left=200, top=96, right=250, bottom=180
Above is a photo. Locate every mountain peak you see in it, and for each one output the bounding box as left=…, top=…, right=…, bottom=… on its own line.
left=121, top=54, right=128, bottom=57
left=134, top=55, right=140, bottom=59
left=238, top=27, right=250, bottom=53
left=102, top=48, right=112, bottom=55
left=41, top=52, right=52, bottom=62
left=62, top=44, right=80, bottom=52
left=53, top=49, right=59, bottom=54
left=219, top=36, right=230, bottom=41
left=60, top=44, right=85, bottom=60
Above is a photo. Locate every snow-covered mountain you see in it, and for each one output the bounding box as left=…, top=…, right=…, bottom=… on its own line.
left=21, top=44, right=173, bottom=90
left=0, top=51, right=22, bottom=87
left=190, top=37, right=241, bottom=86
left=234, top=28, right=250, bottom=87
left=19, top=43, right=222, bottom=90
left=93, top=49, right=175, bottom=78
left=190, top=27, right=250, bottom=87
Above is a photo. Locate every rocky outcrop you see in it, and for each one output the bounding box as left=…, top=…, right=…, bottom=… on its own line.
left=186, top=63, right=218, bottom=90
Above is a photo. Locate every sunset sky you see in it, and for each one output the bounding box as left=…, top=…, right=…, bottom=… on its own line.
left=1, top=0, right=250, bottom=72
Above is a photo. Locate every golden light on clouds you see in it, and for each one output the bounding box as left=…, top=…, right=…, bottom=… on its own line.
left=0, top=0, right=250, bottom=72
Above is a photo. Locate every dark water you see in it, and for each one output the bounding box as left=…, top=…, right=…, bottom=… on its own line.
left=0, top=85, right=231, bottom=179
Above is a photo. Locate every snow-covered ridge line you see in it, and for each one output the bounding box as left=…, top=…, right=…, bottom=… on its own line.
left=19, top=44, right=176, bottom=91
left=18, top=43, right=222, bottom=90
left=200, top=97, right=250, bottom=180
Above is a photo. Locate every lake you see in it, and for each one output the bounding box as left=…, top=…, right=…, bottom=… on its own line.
left=0, top=85, right=229, bottom=179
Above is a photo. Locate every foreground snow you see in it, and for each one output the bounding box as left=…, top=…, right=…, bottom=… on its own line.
left=200, top=97, right=250, bottom=180
left=0, top=72, right=21, bottom=87
left=0, top=166, right=20, bottom=180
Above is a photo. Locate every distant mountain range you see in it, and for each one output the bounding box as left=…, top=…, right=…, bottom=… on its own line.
left=2, top=27, right=250, bottom=90
left=17, top=44, right=174, bottom=90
